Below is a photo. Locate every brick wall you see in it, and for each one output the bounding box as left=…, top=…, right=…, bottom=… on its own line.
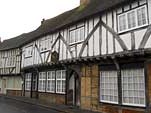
left=38, top=92, right=66, bottom=105
left=80, top=64, right=146, bottom=113
left=7, top=89, right=22, bottom=97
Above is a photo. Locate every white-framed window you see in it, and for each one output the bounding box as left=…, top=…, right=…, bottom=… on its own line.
left=25, top=45, right=33, bottom=58
left=100, top=70, right=118, bottom=104
left=38, top=72, right=46, bottom=92
left=39, top=36, right=51, bottom=52
left=0, top=58, right=5, bottom=68
left=25, top=73, right=32, bottom=91
left=56, top=70, right=66, bottom=94
left=6, top=57, right=15, bottom=67
left=118, top=5, right=148, bottom=33
left=47, top=71, right=55, bottom=93
left=121, top=68, right=145, bottom=107
left=69, top=26, right=85, bottom=44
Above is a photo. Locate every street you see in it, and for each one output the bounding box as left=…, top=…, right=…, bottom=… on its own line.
left=0, top=97, right=59, bottom=113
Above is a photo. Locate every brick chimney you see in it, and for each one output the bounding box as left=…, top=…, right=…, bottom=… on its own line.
left=41, top=18, right=45, bottom=25
left=80, top=0, right=90, bottom=5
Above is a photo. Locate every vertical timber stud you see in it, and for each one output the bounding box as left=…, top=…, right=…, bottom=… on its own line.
left=100, top=20, right=128, bottom=51
left=31, top=73, right=34, bottom=98
left=113, top=59, right=122, bottom=111
left=145, top=61, right=149, bottom=112
left=79, top=20, right=101, bottom=57
left=36, top=68, right=39, bottom=99
left=65, top=66, right=69, bottom=105
left=131, top=32, right=135, bottom=50
left=23, top=72, right=26, bottom=96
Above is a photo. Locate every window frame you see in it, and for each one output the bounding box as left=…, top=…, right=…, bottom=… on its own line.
left=38, top=72, right=46, bottom=92
left=121, top=68, right=146, bottom=107
left=25, top=73, right=32, bottom=91
left=69, top=26, right=85, bottom=45
left=118, top=5, right=148, bottom=33
left=39, top=36, right=52, bottom=53
left=6, top=56, right=16, bottom=67
left=99, top=65, right=146, bottom=107
left=25, top=45, right=33, bottom=58
left=100, top=70, right=119, bottom=104
left=46, top=71, right=56, bottom=93
left=56, top=70, right=66, bottom=94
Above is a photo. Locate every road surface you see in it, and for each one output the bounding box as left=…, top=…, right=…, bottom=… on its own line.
left=0, top=97, right=59, bottom=113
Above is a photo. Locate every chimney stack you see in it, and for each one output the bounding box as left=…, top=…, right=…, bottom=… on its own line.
left=41, top=18, right=45, bottom=25
left=80, top=0, right=90, bottom=5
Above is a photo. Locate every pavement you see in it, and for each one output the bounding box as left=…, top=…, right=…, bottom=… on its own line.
left=0, top=97, right=59, bottom=113
left=0, top=95, right=99, bottom=113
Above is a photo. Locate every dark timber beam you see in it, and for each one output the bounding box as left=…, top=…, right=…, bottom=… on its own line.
left=46, top=33, right=73, bottom=63
left=46, top=34, right=60, bottom=62
left=60, top=34, right=73, bottom=58
left=131, top=32, right=135, bottom=50
left=139, top=25, right=151, bottom=49
left=79, top=20, right=101, bottom=57
left=100, top=20, right=128, bottom=51
left=35, top=44, right=43, bottom=64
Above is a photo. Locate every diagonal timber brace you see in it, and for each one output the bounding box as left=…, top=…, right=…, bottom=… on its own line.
left=79, top=20, right=101, bottom=57
left=79, top=19, right=128, bottom=57
left=46, top=33, right=73, bottom=63
left=35, top=43, right=43, bottom=64
left=100, top=20, right=128, bottom=51
left=139, top=25, right=151, bottom=49
left=46, top=34, right=60, bottom=62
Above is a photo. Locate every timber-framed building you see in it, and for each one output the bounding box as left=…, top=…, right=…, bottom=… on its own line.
left=1, top=0, right=151, bottom=112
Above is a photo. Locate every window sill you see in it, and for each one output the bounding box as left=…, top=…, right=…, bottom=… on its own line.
left=25, top=56, right=32, bottom=58
left=40, top=50, right=50, bottom=53
left=5, top=65, right=16, bottom=68
left=118, top=24, right=148, bottom=35
left=56, top=92, right=66, bottom=95
left=100, top=100, right=118, bottom=105
left=69, top=40, right=84, bottom=46
left=122, top=103, right=146, bottom=107
left=99, top=101, right=146, bottom=108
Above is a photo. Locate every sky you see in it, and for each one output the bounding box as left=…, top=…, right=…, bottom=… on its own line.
left=0, top=0, right=80, bottom=41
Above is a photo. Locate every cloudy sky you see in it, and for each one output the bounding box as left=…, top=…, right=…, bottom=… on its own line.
left=0, top=0, right=80, bottom=41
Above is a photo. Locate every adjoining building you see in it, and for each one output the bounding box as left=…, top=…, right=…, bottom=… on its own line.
left=0, top=35, right=26, bottom=95
left=1, top=0, right=151, bottom=112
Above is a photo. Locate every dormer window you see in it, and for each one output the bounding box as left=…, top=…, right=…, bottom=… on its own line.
left=118, top=5, right=148, bottom=33
left=25, top=45, right=33, bottom=58
left=39, top=36, right=52, bottom=53
left=69, top=25, right=85, bottom=44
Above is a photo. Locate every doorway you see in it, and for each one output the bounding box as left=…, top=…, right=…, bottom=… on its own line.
left=68, top=72, right=80, bottom=106
left=2, top=79, right=6, bottom=94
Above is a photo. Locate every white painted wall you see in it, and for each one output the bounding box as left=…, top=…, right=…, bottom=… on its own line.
left=21, top=0, right=151, bottom=68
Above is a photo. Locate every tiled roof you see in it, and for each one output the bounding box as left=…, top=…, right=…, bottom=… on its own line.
left=0, top=0, right=130, bottom=51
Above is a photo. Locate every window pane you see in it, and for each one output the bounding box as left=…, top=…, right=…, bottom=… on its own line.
left=46, top=71, right=55, bottom=92
left=122, top=68, right=145, bottom=107
left=119, top=14, right=126, bottom=31
left=56, top=70, right=66, bottom=94
left=137, top=7, right=147, bottom=26
left=100, top=71, right=118, bottom=104
left=127, top=11, right=136, bottom=29
left=38, top=72, right=46, bottom=92
left=118, top=6, right=147, bottom=33
left=25, top=73, right=32, bottom=90
left=69, top=26, right=84, bottom=44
